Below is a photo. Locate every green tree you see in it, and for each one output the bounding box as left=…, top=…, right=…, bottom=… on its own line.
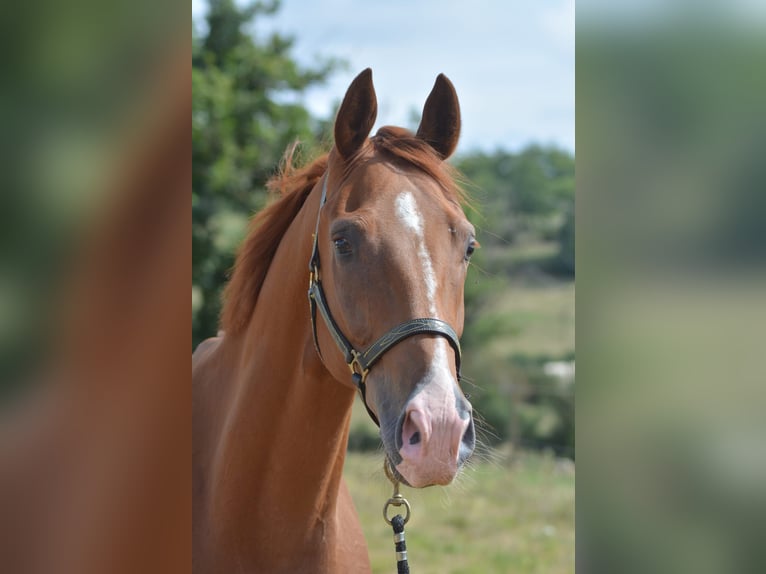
left=192, top=0, right=340, bottom=347
left=455, top=146, right=575, bottom=457
left=457, top=146, right=574, bottom=247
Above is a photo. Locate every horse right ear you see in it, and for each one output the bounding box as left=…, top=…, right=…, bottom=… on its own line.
left=416, top=74, right=461, bottom=160
left=334, top=68, right=378, bottom=159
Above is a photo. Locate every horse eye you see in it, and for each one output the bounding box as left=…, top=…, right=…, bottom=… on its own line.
left=465, top=240, right=479, bottom=261
left=333, top=237, right=352, bottom=255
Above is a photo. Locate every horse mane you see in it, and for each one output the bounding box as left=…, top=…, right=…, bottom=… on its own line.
left=221, top=128, right=467, bottom=335
left=221, top=148, right=328, bottom=334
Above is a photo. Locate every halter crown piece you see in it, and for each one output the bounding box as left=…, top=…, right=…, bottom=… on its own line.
left=307, top=169, right=463, bottom=427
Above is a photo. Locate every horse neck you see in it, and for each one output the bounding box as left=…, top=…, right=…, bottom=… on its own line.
left=210, top=179, right=358, bottom=550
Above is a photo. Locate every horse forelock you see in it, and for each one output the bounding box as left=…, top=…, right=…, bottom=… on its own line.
left=369, top=126, right=468, bottom=207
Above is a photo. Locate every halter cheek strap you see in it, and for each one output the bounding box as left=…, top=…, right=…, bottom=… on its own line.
left=307, top=170, right=463, bottom=428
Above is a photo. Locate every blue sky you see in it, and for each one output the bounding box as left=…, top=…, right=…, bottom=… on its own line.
left=193, top=0, right=574, bottom=155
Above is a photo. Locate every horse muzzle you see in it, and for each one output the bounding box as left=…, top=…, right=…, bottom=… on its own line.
left=392, top=387, right=475, bottom=487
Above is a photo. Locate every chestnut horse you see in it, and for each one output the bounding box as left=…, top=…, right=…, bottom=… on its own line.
left=193, top=69, right=476, bottom=573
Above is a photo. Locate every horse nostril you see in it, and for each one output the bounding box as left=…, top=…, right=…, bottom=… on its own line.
left=401, top=408, right=427, bottom=452
left=461, top=417, right=476, bottom=450
left=455, top=390, right=472, bottom=421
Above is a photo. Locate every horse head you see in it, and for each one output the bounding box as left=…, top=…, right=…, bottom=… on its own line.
left=310, top=69, right=477, bottom=488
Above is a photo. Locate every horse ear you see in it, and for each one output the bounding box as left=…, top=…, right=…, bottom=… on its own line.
left=416, top=74, right=461, bottom=160
left=334, top=68, right=378, bottom=159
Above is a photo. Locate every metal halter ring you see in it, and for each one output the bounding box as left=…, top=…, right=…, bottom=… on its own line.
left=383, top=461, right=411, bottom=526
left=383, top=494, right=411, bottom=526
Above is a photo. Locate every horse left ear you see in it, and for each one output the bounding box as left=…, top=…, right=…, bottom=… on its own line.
left=334, top=68, right=378, bottom=159
left=416, top=74, right=461, bottom=160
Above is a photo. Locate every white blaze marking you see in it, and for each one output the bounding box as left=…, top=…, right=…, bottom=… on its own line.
left=394, top=191, right=456, bottom=389
left=394, top=191, right=437, bottom=315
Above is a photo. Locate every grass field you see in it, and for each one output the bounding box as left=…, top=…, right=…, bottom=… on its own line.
left=489, top=281, right=575, bottom=359
left=343, top=448, right=575, bottom=574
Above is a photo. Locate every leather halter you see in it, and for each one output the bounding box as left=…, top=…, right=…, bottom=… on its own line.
left=307, top=169, right=463, bottom=427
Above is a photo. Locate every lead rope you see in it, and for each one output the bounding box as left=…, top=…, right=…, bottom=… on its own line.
left=383, top=463, right=412, bottom=574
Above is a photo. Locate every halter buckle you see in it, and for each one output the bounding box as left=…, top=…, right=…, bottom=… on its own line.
left=348, top=350, right=369, bottom=382
left=309, top=267, right=318, bottom=286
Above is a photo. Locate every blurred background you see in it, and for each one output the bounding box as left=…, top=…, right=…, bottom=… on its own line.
left=192, top=1, right=574, bottom=572
left=578, top=2, right=766, bottom=573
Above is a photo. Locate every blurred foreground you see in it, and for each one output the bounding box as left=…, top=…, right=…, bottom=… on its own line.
left=0, top=3, right=190, bottom=573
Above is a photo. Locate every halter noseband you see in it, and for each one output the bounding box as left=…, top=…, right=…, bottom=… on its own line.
left=307, top=170, right=463, bottom=427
